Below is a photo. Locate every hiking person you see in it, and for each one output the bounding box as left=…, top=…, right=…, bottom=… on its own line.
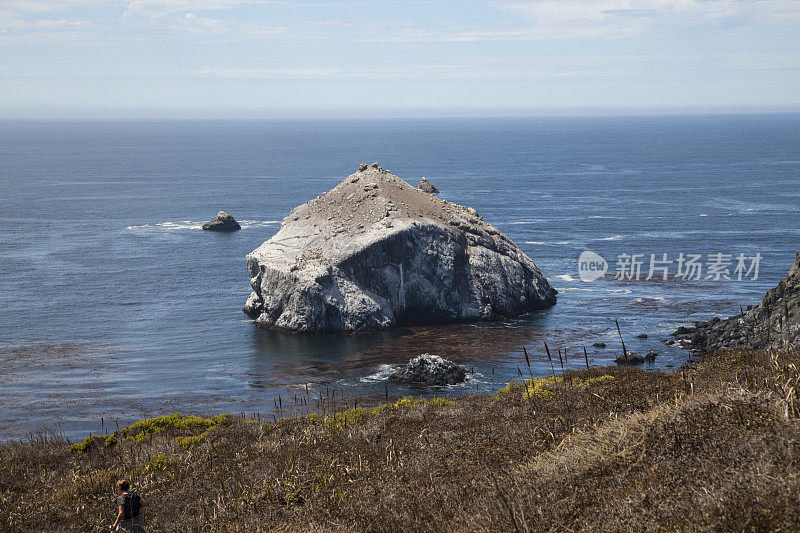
left=110, top=479, right=146, bottom=532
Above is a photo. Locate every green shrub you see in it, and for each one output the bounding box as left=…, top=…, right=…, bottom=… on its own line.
left=310, top=396, right=453, bottom=429
left=495, top=374, right=615, bottom=400
left=122, top=414, right=231, bottom=443
left=69, top=434, right=117, bottom=454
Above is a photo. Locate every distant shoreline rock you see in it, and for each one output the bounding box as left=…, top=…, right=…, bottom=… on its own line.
left=613, top=350, right=657, bottom=365
left=673, top=253, right=800, bottom=352
left=202, top=211, right=241, bottom=232
left=614, top=352, right=645, bottom=365
left=243, top=163, right=556, bottom=333
left=388, top=354, right=467, bottom=386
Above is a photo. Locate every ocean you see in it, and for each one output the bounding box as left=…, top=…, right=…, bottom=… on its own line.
left=1, top=114, right=798, bottom=441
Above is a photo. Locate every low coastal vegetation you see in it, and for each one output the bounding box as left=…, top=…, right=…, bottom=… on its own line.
left=2, top=348, right=800, bottom=531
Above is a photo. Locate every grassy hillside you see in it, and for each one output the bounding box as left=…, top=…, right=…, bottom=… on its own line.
left=2, top=347, right=800, bottom=531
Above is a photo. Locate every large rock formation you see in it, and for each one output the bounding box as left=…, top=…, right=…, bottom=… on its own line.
left=243, top=163, right=556, bottom=333
left=673, top=253, right=800, bottom=352
left=202, top=211, right=241, bottom=232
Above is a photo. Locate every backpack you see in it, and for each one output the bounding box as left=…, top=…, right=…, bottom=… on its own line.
left=124, top=491, right=141, bottom=519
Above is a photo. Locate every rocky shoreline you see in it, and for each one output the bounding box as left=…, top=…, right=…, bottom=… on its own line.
left=673, top=253, right=800, bottom=353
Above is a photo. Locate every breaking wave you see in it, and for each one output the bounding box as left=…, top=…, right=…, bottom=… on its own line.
left=360, top=364, right=397, bottom=383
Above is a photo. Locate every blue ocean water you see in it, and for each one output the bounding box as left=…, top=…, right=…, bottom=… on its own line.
left=0, top=115, right=798, bottom=440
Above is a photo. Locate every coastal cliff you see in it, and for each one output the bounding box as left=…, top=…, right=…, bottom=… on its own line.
left=243, top=163, right=556, bottom=332
left=674, top=253, right=800, bottom=352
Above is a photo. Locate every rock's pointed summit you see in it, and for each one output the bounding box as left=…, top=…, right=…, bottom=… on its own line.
left=244, top=164, right=556, bottom=333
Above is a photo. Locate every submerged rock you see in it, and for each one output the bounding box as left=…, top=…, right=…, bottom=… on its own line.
left=202, top=211, right=241, bottom=232
left=614, top=352, right=645, bottom=365
left=417, top=177, right=439, bottom=194
left=673, top=253, right=800, bottom=352
left=244, top=164, right=556, bottom=333
left=388, top=354, right=467, bottom=386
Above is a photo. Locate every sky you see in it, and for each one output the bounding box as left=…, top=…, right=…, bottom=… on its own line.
left=1, top=0, right=799, bottom=117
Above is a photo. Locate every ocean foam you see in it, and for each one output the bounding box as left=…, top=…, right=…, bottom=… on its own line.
left=505, top=219, right=546, bottom=225
left=360, top=364, right=397, bottom=383
left=127, top=219, right=279, bottom=231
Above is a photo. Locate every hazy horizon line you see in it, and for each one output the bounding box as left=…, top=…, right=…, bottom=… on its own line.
left=2, top=105, right=800, bottom=121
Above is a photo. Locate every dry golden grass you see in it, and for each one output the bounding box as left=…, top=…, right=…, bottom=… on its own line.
left=2, top=348, right=800, bottom=532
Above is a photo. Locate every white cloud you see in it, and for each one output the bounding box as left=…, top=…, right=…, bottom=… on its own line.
left=33, top=18, right=91, bottom=28
left=1, top=0, right=800, bottom=45
left=114, top=0, right=800, bottom=43
left=184, top=51, right=800, bottom=81
left=185, top=63, right=537, bottom=81
left=122, top=0, right=263, bottom=19
left=495, top=0, right=800, bottom=37
left=0, top=1, right=102, bottom=38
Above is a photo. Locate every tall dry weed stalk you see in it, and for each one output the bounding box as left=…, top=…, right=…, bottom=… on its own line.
left=768, top=348, right=800, bottom=419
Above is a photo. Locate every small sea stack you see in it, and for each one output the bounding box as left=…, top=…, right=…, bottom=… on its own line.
left=243, top=163, right=556, bottom=333
left=389, top=354, right=467, bottom=386
left=417, top=177, right=439, bottom=194
left=202, top=211, right=241, bottom=232
left=673, top=252, right=800, bottom=352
